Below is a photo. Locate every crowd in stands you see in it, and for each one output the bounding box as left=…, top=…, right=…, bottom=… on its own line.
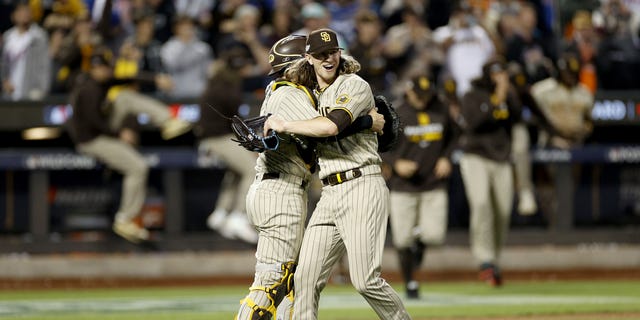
left=1, top=0, right=640, bottom=103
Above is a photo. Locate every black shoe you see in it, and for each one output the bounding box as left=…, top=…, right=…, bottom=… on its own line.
left=406, top=280, right=420, bottom=299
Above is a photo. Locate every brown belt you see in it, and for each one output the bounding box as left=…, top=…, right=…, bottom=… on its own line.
left=321, top=168, right=362, bottom=186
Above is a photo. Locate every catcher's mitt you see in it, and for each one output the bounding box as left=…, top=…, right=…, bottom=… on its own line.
left=374, top=94, right=402, bottom=152
left=231, top=114, right=280, bottom=152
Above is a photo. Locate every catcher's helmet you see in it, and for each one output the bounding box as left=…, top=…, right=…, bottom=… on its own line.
left=268, top=35, right=307, bottom=76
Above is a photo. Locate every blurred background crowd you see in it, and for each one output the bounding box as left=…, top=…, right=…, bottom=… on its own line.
left=1, top=0, right=639, bottom=103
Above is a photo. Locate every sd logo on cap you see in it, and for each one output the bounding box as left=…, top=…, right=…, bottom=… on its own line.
left=306, top=28, right=341, bottom=54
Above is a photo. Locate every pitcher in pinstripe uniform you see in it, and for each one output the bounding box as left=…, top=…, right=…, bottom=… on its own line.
left=265, top=28, right=411, bottom=320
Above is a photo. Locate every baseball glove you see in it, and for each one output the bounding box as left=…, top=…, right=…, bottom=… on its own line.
left=374, top=94, right=402, bottom=152
left=231, top=114, right=280, bottom=152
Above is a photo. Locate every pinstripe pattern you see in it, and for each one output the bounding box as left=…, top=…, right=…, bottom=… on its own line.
left=293, top=74, right=411, bottom=319
left=236, top=82, right=319, bottom=320
left=256, top=84, right=319, bottom=178
left=315, top=74, right=381, bottom=179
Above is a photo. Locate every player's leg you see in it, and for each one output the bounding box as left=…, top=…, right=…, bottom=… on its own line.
left=459, top=154, right=497, bottom=277
left=77, top=136, right=149, bottom=242
left=487, top=161, right=515, bottom=286
left=418, top=188, right=448, bottom=246
left=337, top=176, right=411, bottom=319
left=512, top=123, right=537, bottom=215
left=237, top=178, right=308, bottom=320
left=200, top=136, right=257, bottom=242
left=110, top=90, right=190, bottom=139
left=389, top=191, right=420, bottom=299
left=293, top=192, right=346, bottom=320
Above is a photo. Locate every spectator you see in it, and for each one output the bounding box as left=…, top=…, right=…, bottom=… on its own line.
left=325, top=0, right=362, bottom=45
left=593, top=0, right=640, bottom=90
left=1, top=2, right=51, bottom=101
left=134, top=0, right=176, bottom=43
left=67, top=49, right=191, bottom=244
left=383, top=6, right=442, bottom=98
left=260, top=2, right=296, bottom=46
left=504, top=2, right=556, bottom=85
left=196, top=51, right=258, bottom=244
left=384, top=74, right=456, bottom=299
left=563, top=10, right=599, bottom=93
left=122, top=11, right=166, bottom=94
left=433, top=2, right=495, bottom=98
left=160, top=15, right=212, bottom=99
left=293, top=2, right=349, bottom=52
left=53, top=13, right=109, bottom=93
left=349, top=9, right=388, bottom=94
left=214, top=4, right=271, bottom=91
left=38, top=0, right=88, bottom=36
left=459, top=58, right=522, bottom=287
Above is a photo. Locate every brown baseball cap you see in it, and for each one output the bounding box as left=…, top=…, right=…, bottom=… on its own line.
left=410, top=74, right=435, bottom=99
left=306, top=28, right=341, bottom=54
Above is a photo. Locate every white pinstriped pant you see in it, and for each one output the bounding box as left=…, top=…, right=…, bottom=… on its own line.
left=293, top=172, right=411, bottom=320
left=236, top=173, right=310, bottom=319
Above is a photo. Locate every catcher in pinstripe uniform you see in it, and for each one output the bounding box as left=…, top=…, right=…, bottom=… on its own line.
left=265, top=28, right=411, bottom=320
left=235, top=35, right=384, bottom=320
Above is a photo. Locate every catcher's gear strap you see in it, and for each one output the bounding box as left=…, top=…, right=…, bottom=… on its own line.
left=272, top=81, right=318, bottom=110
left=241, top=261, right=296, bottom=320
left=238, top=297, right=273, bottom=320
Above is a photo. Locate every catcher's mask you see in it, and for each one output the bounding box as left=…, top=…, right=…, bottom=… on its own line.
left=268, top=35, right=307, bottom=76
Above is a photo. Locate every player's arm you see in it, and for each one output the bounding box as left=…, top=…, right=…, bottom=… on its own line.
left=265, top=109, right=349, bottom=138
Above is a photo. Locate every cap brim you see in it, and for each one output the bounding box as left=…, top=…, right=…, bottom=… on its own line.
left=307, top=46, right=342, bottom=55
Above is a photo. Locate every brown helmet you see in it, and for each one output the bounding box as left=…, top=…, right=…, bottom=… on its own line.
left=268, top=35, right=307, bottom=76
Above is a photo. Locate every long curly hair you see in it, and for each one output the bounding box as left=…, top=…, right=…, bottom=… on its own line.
left=284, top=53, right=362, bottom=88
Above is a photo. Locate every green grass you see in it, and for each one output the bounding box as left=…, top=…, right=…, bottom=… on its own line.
left=0, top=280, right=639, bottom=319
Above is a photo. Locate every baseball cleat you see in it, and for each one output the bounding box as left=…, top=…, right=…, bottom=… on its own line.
left=225, top=211, right=259, bottom=244
left=161, top=118, right=192, bottom=140
left=113, top=220, right=150, bottom=243
left=206, top=208, right=228, bottom=231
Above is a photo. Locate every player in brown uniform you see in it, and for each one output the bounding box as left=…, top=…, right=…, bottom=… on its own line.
left=384, top=74, right=456, bottom=299
left=235, top=35, right=385, bottom=320
left=265, top=28, right=411, bottom=320
left=458, top=58, right=522, bottom=287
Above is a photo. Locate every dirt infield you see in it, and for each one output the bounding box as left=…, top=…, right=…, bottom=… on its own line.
left=2, top=268, right=639, bottom=290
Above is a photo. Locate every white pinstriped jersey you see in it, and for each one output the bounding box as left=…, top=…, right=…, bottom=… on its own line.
left=315, top=74, right=381, bottom=179
left=255, top=81, right=320, bottom=179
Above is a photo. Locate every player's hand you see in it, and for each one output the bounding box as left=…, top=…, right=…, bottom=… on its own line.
left=264, top=115, right=286, bottom=135
left=119, top=128, right=139, bottom=146
left=368, top=108, right=385, bottom=135
left=394, top=159, right=418, bottom=178
left=155, top=74, right=174, bottom=92
left=434, top=157, right=452, bottom=178
left=2, top=80, right=14, bottom=93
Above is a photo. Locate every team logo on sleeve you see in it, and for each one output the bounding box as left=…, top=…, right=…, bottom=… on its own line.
left=335, top=94, right=350, bottom=105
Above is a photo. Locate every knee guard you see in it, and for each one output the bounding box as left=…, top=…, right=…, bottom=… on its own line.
left=239, top=261, right=296, bottom=320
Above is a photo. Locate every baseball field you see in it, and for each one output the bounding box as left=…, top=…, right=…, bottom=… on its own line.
left=1, top=280, right=639, bottom=319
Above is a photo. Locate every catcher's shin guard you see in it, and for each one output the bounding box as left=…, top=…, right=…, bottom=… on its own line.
left=238, top=261, right=296, bottom=320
